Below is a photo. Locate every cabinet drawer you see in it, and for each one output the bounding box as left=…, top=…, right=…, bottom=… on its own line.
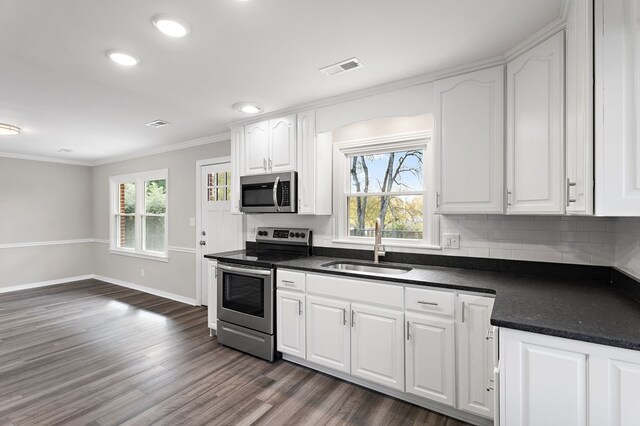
left=277, top=269, right=306, bottom=292
left=405, top=287, right=455, bottom=317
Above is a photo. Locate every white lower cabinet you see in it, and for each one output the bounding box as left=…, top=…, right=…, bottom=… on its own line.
left=276, top=290, right=305, bottom=358
left=305, top=295, right=351, bottom=373
left=501, top=328, right=640, bottom=426
left=405, top=312, right=456, bottom=405
left=207, top=260, right=217, bottom=331
left=351, top=303, right=404, bottom=391
left=457, top=294, right=495, bottom=418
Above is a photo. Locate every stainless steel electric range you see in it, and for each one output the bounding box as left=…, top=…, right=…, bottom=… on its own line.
left=215, top=227, right=311, bottom=361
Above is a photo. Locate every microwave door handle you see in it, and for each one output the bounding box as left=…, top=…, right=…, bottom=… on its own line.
left=273, top=176, right=281, bottom=212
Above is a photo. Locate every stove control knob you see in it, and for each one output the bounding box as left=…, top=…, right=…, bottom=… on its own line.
left=289, top=232, right=294, bottom=238
left=295, top=232, right=300, bottom=238
left=300, top=232, right=306, bottom=238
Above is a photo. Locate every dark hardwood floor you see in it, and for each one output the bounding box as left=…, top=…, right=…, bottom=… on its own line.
left=0, top=280, right=469, bottom=425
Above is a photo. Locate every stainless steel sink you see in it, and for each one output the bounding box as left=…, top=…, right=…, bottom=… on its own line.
left=321, top=261, right=412, bottom=275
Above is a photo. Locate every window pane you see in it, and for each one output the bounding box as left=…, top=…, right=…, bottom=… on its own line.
left=349, top=150, right=424, bottom=193
left=119, top=183, right=136, bottom=214
left=145, top=180, right=167, bottom=214
left=208, top=187, right=216, bottom=202
left=217, top=187, right=226, bottom=201
left=226, top=172, right=231, bottom=187
left=348, top=195, right=423, bottom=240
left=117, top=215, right=135, bottom=248
left=144, top=216, right=165, bottom=252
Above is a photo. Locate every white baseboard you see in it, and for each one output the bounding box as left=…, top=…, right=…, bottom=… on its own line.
left=0, top=275, right=94, bottom=294
left=92, top=274, right=196, bottom=306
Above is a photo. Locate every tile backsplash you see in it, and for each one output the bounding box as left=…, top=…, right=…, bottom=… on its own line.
left=615, top=218, right=640, bottom=279
left=246, top=214, right=620, bottom=267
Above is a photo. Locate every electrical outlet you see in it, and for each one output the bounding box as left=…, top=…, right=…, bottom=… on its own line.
left=442, top=233, right=460, bottom=249
left=140, top=269, right=145, bottom=277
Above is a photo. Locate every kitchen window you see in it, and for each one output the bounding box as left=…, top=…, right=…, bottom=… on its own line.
left=109, top=169, right=169, bottom=260
left=334, top=135, right=437, bottom=248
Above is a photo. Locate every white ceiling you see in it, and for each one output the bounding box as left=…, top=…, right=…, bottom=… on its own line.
left=0, top=0, right=563, bottom=163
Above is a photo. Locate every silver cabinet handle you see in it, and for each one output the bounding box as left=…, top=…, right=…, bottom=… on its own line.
left=507, top=190, right=512, bottom=207
left=417, top=300, right=438, bottom=306
left=281, top=280, right=295, bottom=286
left=342, top=308, right=346, bottom=325
left=272, top=176, right=281, bottom=212
left=351, top=310, right=355, bottom=327
left=487, top=378, right=495, bottom=392
left=461, top=301, right=465, bottom=323
left=406, top=321, right=411, bottom=341
left=298, top=300, right=302, bottom=316
left=567, top=178, right=577, bottom=206
left=268, top=158, right=272, bottom=172
left=263, top=158, right=267, bottom=172
left=436, top=191, right=440, bottom=208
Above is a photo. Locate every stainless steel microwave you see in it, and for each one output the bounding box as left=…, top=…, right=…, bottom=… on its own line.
left=240, top=172, right=297, bottom=213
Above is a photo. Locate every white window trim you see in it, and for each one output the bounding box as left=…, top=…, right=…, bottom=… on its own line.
left=109, top=169, right=169, bottom=261
left=332, top=131, right=440, bottom=249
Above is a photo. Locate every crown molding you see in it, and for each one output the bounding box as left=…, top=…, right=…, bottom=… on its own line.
left=503, top=15, right=567, bottom=62
left=91, top=132, right=230, bottom=166
left=0, top=151, right=93, bottom=166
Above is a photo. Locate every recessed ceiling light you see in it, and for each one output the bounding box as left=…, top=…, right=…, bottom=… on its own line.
left=0, top=123, right=20, bottom=136
left=107, top=50, right=140, bottom=66
left=232, top=102, right=264, bottom=114
left=145, top=119, right=171, bottom=128
left=152, top=15, right=190, bottom=37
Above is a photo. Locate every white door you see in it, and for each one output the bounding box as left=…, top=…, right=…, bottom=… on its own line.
left=244, top=121, right=269, bottom=175
left=276, top=290, right=306, bottom=358
left=434, top=65, right=504, bottom=214
left=457, top=295, right=495, bottom=418
left=507, top=31, right=565, bottom=214
left=269, top=115, right=297, bottom=173
left=306, top=295, right=351, bottom=373
left=502, top=329, right=588, bottom=426
left=200, top=163, right=243, bottom=306
left=351, top=303, right=404, bottom=391
left=405, top=312, right=456, bottom=406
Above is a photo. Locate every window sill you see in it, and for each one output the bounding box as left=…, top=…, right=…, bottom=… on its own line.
left=109, top=249, right=169, bottom=263
left=331, top=239, right=442, bottom=251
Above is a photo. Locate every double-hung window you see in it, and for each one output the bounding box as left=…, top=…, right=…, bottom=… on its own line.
left=334, top=135, right=437, bottom=247
left=110, top=169, right=169, bottom=260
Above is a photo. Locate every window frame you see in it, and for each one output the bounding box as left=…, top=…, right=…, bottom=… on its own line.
left=109, top=169, right=169, bottom=261
left=333, top=132, right=439, bottom=249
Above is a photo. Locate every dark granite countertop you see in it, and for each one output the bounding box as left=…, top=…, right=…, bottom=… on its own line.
left=276, top=255, right=640, bottom=351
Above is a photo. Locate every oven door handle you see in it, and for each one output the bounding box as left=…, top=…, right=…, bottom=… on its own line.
left=273, top=176, right=281, bottom=212
left=217, top=263, right=272, bottom=277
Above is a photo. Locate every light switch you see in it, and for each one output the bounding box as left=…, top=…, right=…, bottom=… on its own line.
left=442, top=233, right=460, bottom=249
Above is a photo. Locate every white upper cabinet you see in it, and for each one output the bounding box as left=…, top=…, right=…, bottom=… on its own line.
left=434, top=65, right=505, bottom=214
left=457, top=295, right=495, bottom=418
left=506, top=31, right=565, bottom=214
left=243, top=115, right=297, bottom=176
left=244, top=121, right=270, bottom=175
left=595, top=0, right=640, bottom=216
left=269, top=114, right=297, bottom=173
left=229, top=126, right=244, bottom=215
left=297, top=110, right=332, bottom=215
left=566, top=0, right=594, bottom=215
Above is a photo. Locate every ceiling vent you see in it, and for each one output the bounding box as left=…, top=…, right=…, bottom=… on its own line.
left=145, top=119, right=171, bottom=128
left=319, top=57, right=363, bottom=76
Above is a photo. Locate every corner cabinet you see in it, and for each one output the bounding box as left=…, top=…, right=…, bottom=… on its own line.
left=595, top=0, right=640, bottom=216
left=244, top=115, right=296, bottom=176
left=434, top=65, right=504, bottom=214
left=506, top=31, right=565, bottom=214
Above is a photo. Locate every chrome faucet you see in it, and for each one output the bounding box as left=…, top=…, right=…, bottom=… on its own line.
left=374, top=218, right=386, bottom=263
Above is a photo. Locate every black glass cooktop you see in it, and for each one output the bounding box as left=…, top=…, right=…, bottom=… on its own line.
left=204, top=249, right=308, bottom=268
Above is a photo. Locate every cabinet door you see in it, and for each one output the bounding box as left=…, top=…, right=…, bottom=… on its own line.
left=566, top=0, right=594, bottom=215
left=595, top=0, right=640, bottom=215
left=351, top=303, right=404, bottom=391
left=507, top=31, right=565, bottom=214
left=297, top=110, right=316, bottom=215
left=405, top=312, right=456, bottom=406
left=276, top=290, right=305, bottom=358
left=434, top=65, right=504, bottom=214
left=269, top=115, right=297, bottom=173
left=244, top=121, right=269, bottom=175
left=207, top=260, right=217, bottom=331
left=501, top=328, right=588, bottom=426
left=230, top=126, right=243, bottom=214
left=306, top=295, right=350, bottom=373
left=457, top=295, right=495, bottom=418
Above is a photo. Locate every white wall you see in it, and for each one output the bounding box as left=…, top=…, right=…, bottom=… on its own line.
left=0, top=158, right=94, bottom=289
left=91, top=141, right=230, bottom=301
left=615, top=218, right=640, bottom=279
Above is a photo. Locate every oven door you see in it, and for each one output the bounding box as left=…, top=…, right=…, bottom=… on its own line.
left=217, top=262, right=274, bottom=334
left=240, top=172, right=296, bottom=213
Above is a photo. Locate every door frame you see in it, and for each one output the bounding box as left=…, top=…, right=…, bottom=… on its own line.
left=195, top=156, right=235, bottom=306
